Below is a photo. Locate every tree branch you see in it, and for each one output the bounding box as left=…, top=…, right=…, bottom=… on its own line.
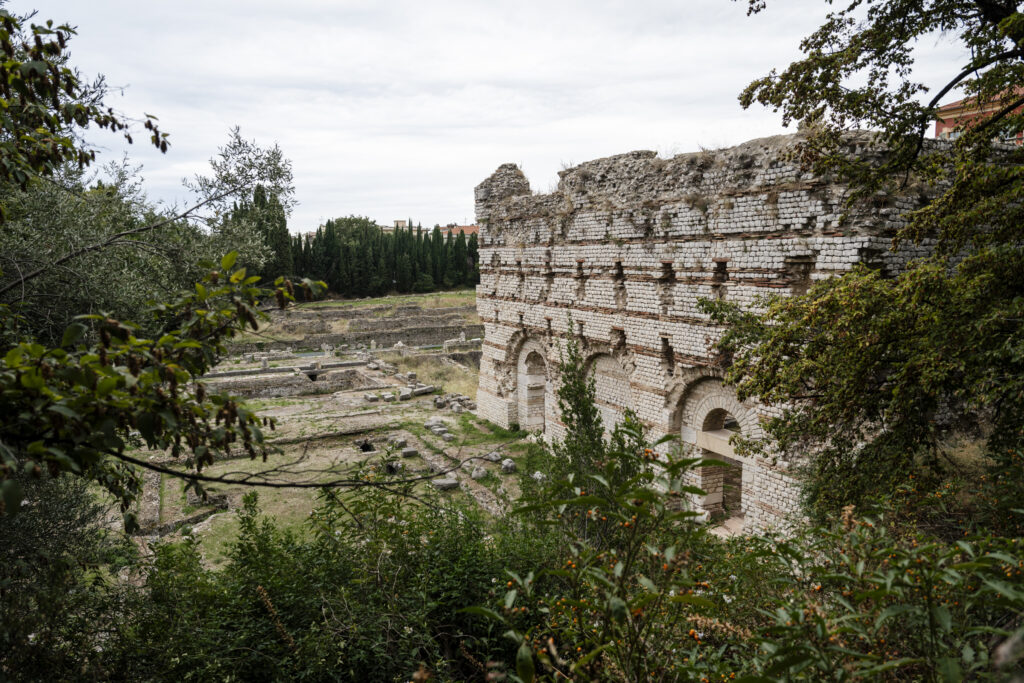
left=970, top=93, right=1024, bottom=138
left=925, top=48, right=1024, bottom=115
left=107, top=443, right=510, bottom=493
left=0, top=183, right=247, bottom=298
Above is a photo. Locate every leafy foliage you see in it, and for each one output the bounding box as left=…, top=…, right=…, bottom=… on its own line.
left=704, top=0, right=1024, bottom=521
left=1, top=474, right=134, bottom=680
left=227, top=184, right=293, bottom=283
left=115, top=488, right=553, bottom=681
left=290, top=219, right=479, bottom=297
left=747, top=510, right=1024, bottom=681
left=0, top=9, right=167, bottom=209
left=0, top=253, right=321, bottom=527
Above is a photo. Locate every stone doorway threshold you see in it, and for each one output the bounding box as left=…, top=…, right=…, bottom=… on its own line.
left=710, top=514, right=745, bottom=538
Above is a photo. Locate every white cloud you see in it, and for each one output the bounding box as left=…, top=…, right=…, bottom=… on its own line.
left=24, top=0, right=969, bottom=231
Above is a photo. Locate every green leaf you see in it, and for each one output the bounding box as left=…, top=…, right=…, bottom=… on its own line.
left=505, top=589, right=518, bottom=609
left=19, top=369, right=43, bottom=390
left=4, top=347, right=23, bottom=367
left=515, top=641, right=535, bottom=683
left=937, top=656, right=962, bottom=683
left=874, top=604, right=914, bottom=631
left=608, top=596, right=627, bottom=623
left=61, top=322, right=86, bottom=348
left=638, top=576, right=659, bottom=593
left=572, top=642, right=613, bottom=670
left=954, top=541, right=976, bottom=558
left=1, top=479, right=24, bottom=515
left=981, top=577, right=1022, bottom=601
left=47, top=404, right=80, bottom=420
left=221, top=251, right=238, bottom=270
left=137, top=412, right=157, bottom=443
left=931, top=604, right=952, bottom=635
left=96, top=375, right=119, bottom=397
left=560, top=495, right=607, bottom=508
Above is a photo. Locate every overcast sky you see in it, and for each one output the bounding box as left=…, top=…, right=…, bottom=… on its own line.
left=29, top=1, right=968, bottom=232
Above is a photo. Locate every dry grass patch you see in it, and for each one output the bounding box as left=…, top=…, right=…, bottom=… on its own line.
left=376, top=352, right=478, bottom=398
left=302, top=289, right=476, bottom=310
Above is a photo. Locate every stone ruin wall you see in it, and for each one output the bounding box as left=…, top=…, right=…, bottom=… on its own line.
left=474, top=132, right=933, bottom=533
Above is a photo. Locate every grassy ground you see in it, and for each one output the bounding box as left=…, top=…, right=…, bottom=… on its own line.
left=146, top=285, right=511, bottom=565
left=303, top=289, right=476, bottom=310
left=230, top=289, right=478, bottom=346
left=376, top=352, right=479, bottom=398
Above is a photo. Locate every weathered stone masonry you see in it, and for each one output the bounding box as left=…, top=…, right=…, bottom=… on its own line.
left=475, top=133, right=933, bottom=533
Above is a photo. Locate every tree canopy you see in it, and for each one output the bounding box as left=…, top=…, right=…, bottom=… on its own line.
left=0, top=9, right=167, bottom=211
left=289, top=220, right=479, bottom=297
left=707, top=0, right=1024, bottom=524
left=0, top=11, right=321, bottom=524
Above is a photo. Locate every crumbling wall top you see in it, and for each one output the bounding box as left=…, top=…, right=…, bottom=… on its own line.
left=475, top=163, right=531, bottom=223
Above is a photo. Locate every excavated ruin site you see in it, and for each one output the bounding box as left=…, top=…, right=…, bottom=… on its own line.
left=131, top=292, right=534, bottom=562
left=136, top=132, right=935, bottom=554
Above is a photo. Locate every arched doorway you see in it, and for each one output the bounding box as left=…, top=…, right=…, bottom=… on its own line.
left=518, top=350, right=547, bottom=433
left=698, top=409, right=743, bottom=521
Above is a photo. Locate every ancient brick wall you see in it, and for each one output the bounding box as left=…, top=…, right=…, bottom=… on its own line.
left=474, top=132, right=932, bottom=533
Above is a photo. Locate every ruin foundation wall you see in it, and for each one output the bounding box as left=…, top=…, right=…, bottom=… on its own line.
left=474, top=132, right=934, bottom=533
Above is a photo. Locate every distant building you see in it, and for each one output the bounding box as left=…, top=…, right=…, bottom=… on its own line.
left=379, top=220, right=412, bottom=234
left=440, top=224, right=480, bottom=237
left=935, top=87, right=1024, bottom=144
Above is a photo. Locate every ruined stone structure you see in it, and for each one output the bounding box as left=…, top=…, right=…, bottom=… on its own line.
left=225, top=304, right=482, bottom=354
left=474, top=133, right=932, bottom=532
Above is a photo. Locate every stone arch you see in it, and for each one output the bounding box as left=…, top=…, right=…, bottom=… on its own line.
left=673, top=376, right=761, bottom=446
left=515, top=337, right=549, bottom=434
left=586, top=352, right=632, bottom=432
left=702, top=408, right=741, bottom=432
left=671, top=376, right=762, bottom=527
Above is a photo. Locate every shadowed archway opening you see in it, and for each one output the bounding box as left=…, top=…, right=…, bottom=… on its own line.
left=518, top=350, right=547, bottom=434
left=698, top=408, right=743, bottom=523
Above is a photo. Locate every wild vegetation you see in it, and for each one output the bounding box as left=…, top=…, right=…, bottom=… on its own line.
left=1, top=1, right=1023, bottom=681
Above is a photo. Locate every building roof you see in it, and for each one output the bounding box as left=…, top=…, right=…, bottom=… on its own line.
left=936, top=86, right=1024, bottom=115
left=441, top=224, right=479, bottom=236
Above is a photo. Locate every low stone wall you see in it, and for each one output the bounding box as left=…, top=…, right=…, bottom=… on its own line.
left=203, top=368, right=383, bottom=398
left=348, top=313, right=469, bottom=333
left=205, top=360, right=366, bottom=379
left=447, top=351, right=482, bottom=368
left=226, top=324, right=485, bottom=354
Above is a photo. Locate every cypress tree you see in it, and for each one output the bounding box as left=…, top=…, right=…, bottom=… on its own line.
left=453, top=231, right=468, bottom=286
left=467, top=233, right=480, bottom=285
left=443, top=230, right=456, bottom=288
left=395, top=253, right=413, bottom=293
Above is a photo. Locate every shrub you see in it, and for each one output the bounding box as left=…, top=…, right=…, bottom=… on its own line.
left=117, top=486, right=557, bottom=681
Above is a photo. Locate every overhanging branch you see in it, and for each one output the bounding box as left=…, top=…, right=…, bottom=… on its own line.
left=0, top=183, right=248, bottom=299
